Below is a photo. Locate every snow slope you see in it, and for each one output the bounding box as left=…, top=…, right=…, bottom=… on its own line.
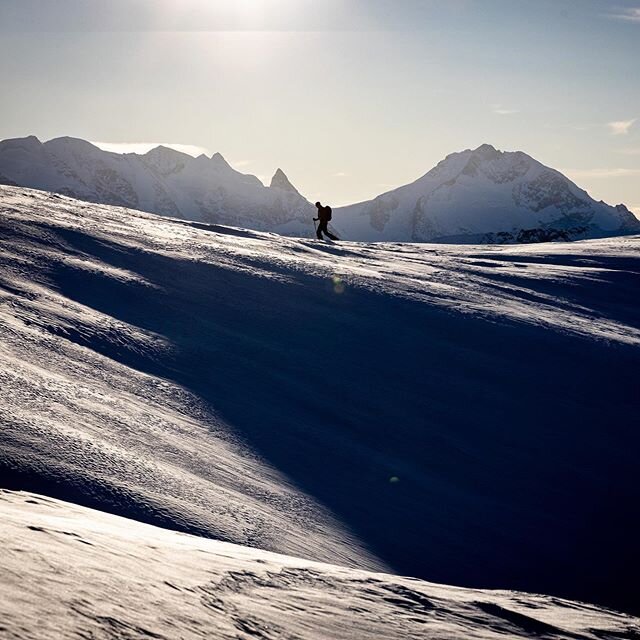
left=335, top=144, right=640, bottom=242
left=2, top=490, right=639, bottom=640
left=1, top=186, right=639, bottom=615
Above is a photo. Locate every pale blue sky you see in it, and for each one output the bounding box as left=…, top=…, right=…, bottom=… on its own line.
left=0, top=0, right=639, bottom=211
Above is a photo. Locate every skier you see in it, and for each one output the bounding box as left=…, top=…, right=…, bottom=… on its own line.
left=314, top=201, right=339, bottom=240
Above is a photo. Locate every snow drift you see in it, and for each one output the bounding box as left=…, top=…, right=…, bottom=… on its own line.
left=2, top=489, right=638, bottom=640
left=1, top=185, right=639, bottom=616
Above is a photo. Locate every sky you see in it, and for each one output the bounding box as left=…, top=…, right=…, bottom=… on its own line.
left=0, top=0, right=639, bottom=212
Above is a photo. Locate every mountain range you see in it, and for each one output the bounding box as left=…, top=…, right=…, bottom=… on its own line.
left=0, top=135, right=313, bottom=234
left=0, top=135, right=638, bottom=243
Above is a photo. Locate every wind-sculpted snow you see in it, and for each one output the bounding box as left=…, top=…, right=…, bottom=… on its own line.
left=2, top=490, right=639, bottom=640
left=1, top=186, right=639, bottom=615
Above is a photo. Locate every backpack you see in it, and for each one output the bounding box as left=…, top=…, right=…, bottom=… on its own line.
left=325, top=205, right=332, bottom=221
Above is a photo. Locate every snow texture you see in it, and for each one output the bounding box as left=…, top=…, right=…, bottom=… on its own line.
left=2, top=489, right=639, bottom=640
left=0, top=185, right=639, bottom=617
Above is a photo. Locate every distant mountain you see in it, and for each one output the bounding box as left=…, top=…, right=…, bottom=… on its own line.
left=0, top=135, right=314, bottom=233
left=335, top=144, right=640, bottom=243
left=0, top=137, right=637, bottom=243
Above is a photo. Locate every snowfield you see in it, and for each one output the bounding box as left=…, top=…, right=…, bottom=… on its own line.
left=2, top=489, right=639, bottom=640
left=1, top=185, right=639, bottom=625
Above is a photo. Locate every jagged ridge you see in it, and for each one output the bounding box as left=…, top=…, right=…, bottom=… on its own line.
left=0, top=137, right=637, bottom=243
left=0, top=135, right=314, bottom=232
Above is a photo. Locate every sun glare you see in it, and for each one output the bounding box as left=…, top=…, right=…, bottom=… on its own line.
left=158, top=0, right=298, bottom=30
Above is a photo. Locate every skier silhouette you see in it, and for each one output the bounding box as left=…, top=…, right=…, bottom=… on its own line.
left=314, top=201, right=339, bottom=240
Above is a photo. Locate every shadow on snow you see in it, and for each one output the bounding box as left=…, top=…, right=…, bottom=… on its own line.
left=3, top=220, right=639, bottom=614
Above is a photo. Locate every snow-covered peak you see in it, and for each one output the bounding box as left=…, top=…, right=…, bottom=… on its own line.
left=0, top=134, right=43, bottom=152
left=142, top=145, right=190, bottom=176
left=210, top=151, right=232, bottom=169
left=474, top=142, right=497, bottom=152
left=145, top=144, right=190, bottom=159
left=270, top=167, right=301, bottom=195
left=336, top=144, right=639, bottom=243
left=44, top=136, right=103, bottom=156
left=472, top=142, right=501, bottom=158
left=425, top=144, right=532, bottom=182
left=0, top=134, right=315, bottom=228
left=0, top=134, right=311, bottom=227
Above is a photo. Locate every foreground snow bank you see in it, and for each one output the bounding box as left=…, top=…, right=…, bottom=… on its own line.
left=2, top=490, right=638, bottom=640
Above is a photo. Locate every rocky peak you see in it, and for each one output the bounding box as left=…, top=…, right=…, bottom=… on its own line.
left=472, top=143, right=501, bottom=160
left=0, top=135, right=43, bottom=153
left=615, top=203, right=632, bottom=214
left=270, top=168, right=301, bottom=195
left=143, top=145, right=190, bottom=175
left=45, top=137, right=102, bottom=154
left=210, top=152, right=232, bottom=170
left=145, top=145, right=188, bottom=160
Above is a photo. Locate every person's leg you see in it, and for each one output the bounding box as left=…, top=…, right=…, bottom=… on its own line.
left=317, top=220, right=326, bottom=239
left=326, top=228, right=339, bottom=240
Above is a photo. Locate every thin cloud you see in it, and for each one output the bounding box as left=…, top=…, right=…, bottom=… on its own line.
left=92, top=141, right=211, bottom=157
left=230, top=159, right=251, bottom=168
left=606, top=119, right=636, bottom=135
left=491, top=104, right=519, bottom=116
left=333, top=172, right=349, bottom=177
left=608, top=8, right=640, bottom=22
left=563, top=167, right=640, bottom=179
